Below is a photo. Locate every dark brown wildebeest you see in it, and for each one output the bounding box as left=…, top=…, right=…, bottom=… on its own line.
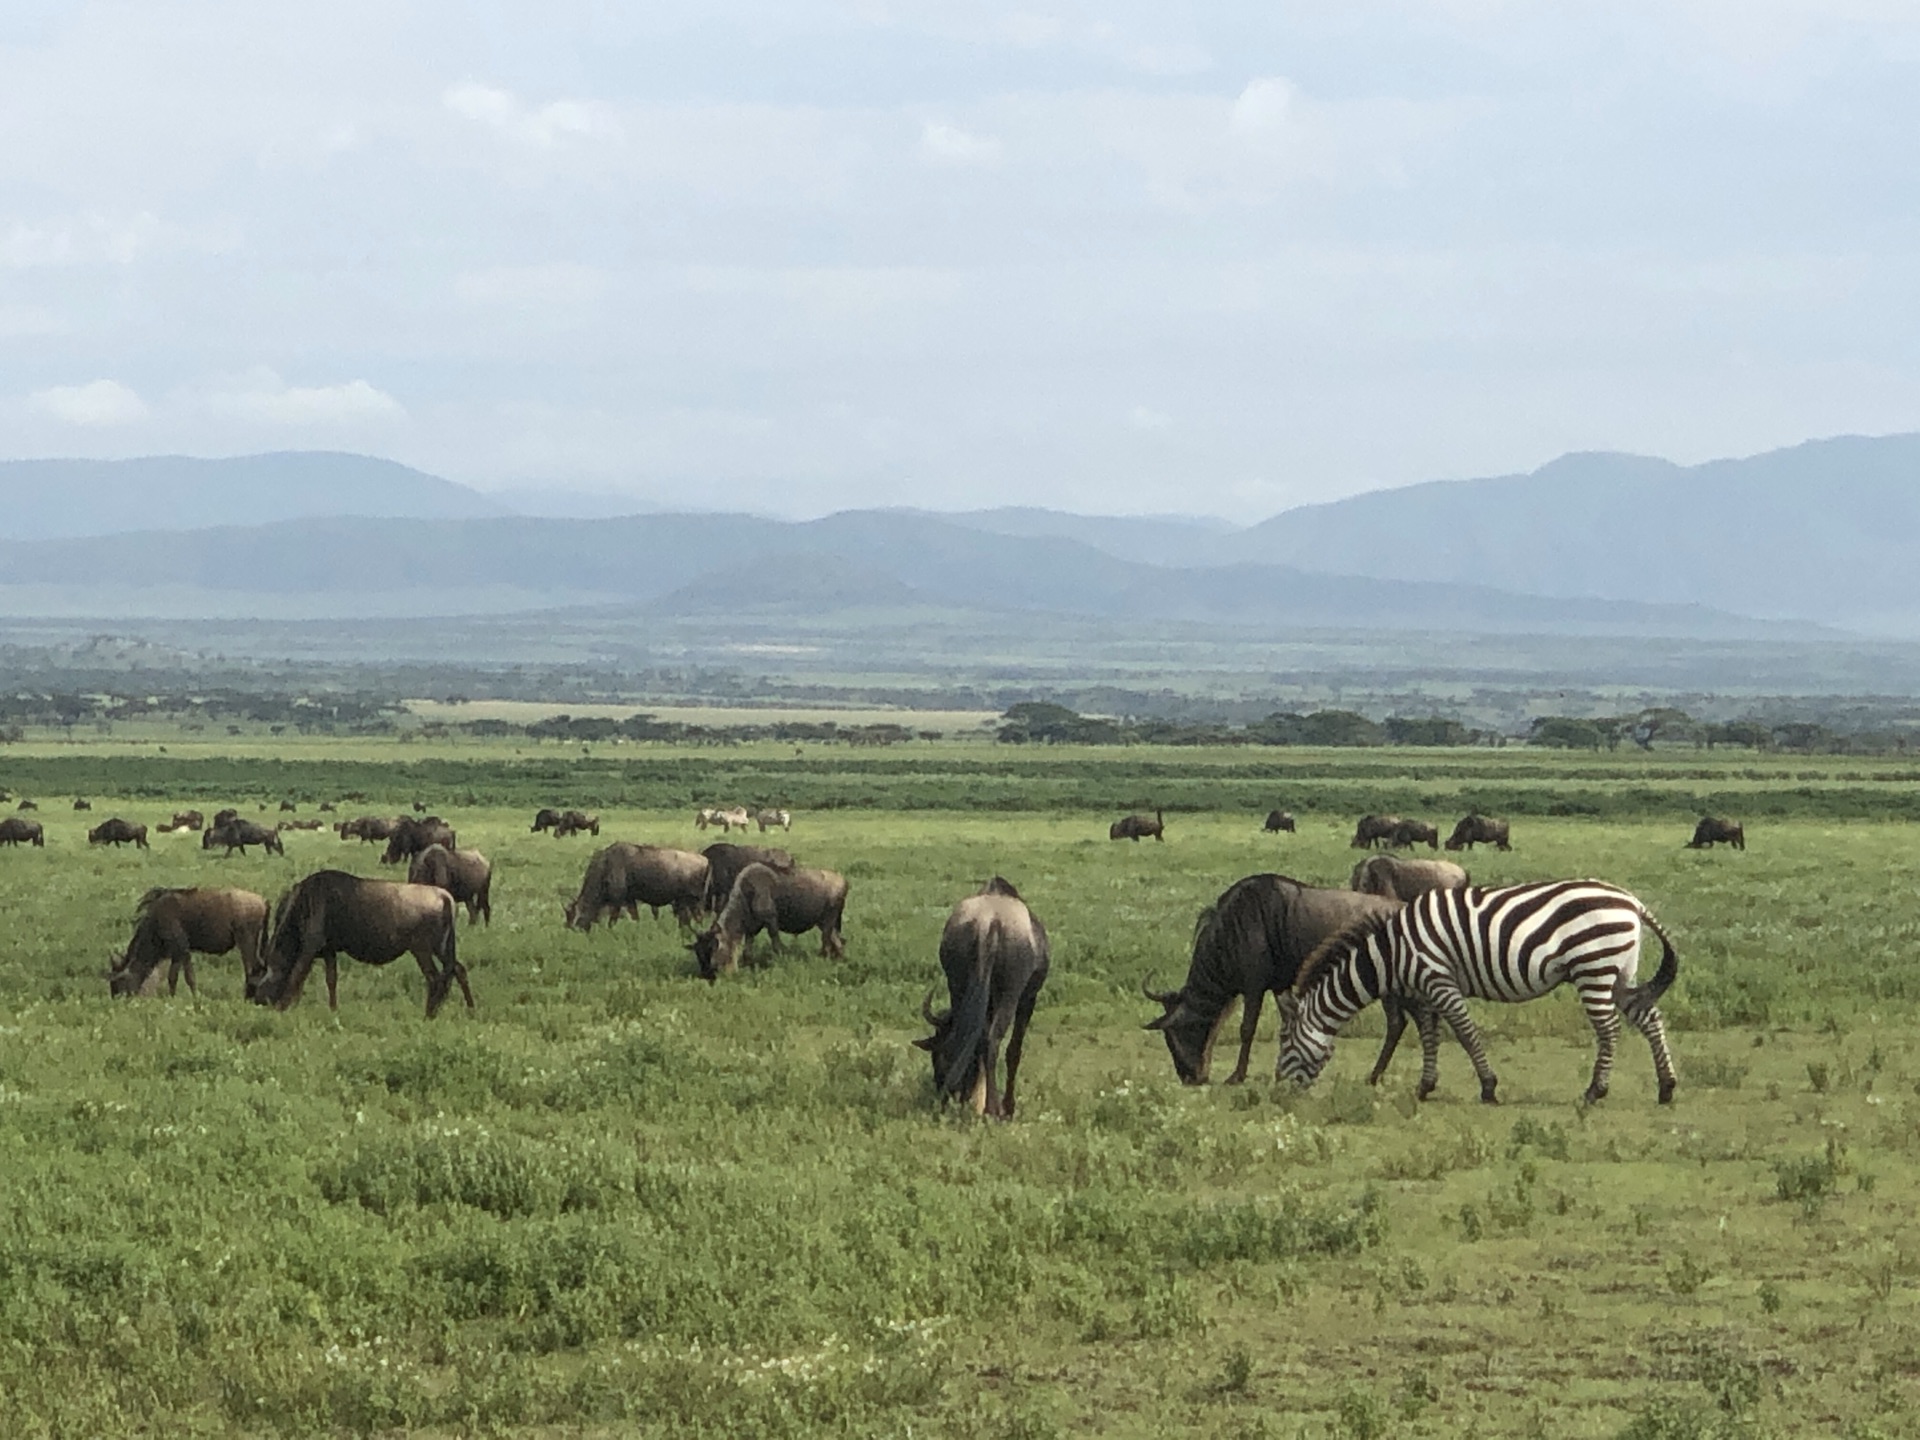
left=251, top=870, right=470, bottom=1017
left=1143, top=874, right=1416, bottom=1086
left=277, top=818, right=325, bottom=832
left=408, top=843, right=493, bottom=925
left=1110, top=809, right=1165, bottom=842
left=17, top=799, right=37, bottom=811
left=565, top=843, right=709, bottom=931
left=690, top=862, right=848, bottom=979
left=279, top=800, right=297, bottom=813
left=1688, top=817, right=1745, bottom=850
left=318, top=801, right=336, bottom=813
left=701, top=841, right=795, bottom=912
left=381, top=816, right=455, bottom=866
left=1350, top=854, right=1469, bottom=902
left=915, top=877, right=1050, bottom=1119
left=337, top=814, right=400, bottom=843
left=1350, top=814, right=1401, bottom=849
left=551, top=809, right=600, bottom=838
left=531, top=807, right=563, bottom=832
left=0, top=817, right=45, bottom=847
left=212, top=808, right=240, bottom=829
left=202, top=819, right=284, bottom=856
left=73, top=798, right=92, bottom=811
left=1445, top=814, right=1511, bottom=851
left=412, top=800, right=429, bottom=813
left=107, top=886, right=269, bottom=997
left=88, top=818, right=149, bottom=850
left=171, top=810, right=206, bottom=832
left=1388, top=819, right=1440, bottom=850
left=1263, top=809, right=1296, bottom=834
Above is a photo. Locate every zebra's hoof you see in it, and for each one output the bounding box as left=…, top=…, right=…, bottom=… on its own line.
left=1479, top=1081, right=1499, bottom=1104
left=1583, top=1085, right=1608, bottom=1105
left=1658, top=1080, right=1677, bottom=1104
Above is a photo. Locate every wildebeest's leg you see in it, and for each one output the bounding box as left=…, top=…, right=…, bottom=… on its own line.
left=180, top=953, right=198, bottom=997
left=1225, top=990, right=1263, bottom=1085
left=324, top=956, right=340, bottom=1010
left=1368, top=996, right=1409, bottom=1086
left=999, top=978, right=1044, bottom=1120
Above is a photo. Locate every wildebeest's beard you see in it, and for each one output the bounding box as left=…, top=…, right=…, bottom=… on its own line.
left=1140, top=979, right=1219, bottom=1085
left=912, top=988, right=972, bottom=1099
left=106, top=949, right=142, bottom=997
left=689, top=928, right=725, bottom=981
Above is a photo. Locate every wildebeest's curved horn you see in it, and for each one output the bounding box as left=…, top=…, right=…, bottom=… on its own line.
left=1141, top=972, right=1178, bottom=1006
left=920, top=986, right=940, bottom=1026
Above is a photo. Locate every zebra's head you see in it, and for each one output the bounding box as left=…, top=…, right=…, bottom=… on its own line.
left=1274, top=992, right=1334, bottom=1086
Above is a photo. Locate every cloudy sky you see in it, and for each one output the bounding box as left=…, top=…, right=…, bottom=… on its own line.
left=3, top=1, right=1917, bottom=518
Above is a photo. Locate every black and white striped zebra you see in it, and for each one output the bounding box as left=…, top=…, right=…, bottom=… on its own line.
left=1278, top=879, right=1679, bottom=1105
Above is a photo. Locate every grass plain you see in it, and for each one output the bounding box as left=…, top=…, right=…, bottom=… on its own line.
left=1, top=741, right=1918, bottom=1437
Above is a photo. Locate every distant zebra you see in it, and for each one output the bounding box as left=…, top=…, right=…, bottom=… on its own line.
left=1279, top=880, right=1679, bottom=1105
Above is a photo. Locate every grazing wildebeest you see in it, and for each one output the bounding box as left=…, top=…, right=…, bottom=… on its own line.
left=1350, top=814, right=1401, bottom=849
left=701, top=842, right=795, bottom=912
left=171, top=810, right=206, bottom=832
left=251, top=871, right=470, bottom=1017
left=1263, top=809, right=1296, bottom=834
left=338, top=815, right=399, bottom=843
left=1445, top=814, right=1512, bottom=851
left=1110, top=809, right=1165, bottom=842
left=755, top=808, right=792, bottom=833
left=712, top=806, right=752, bottom=834
left=1350, top=854, right=1469, bottom=902
left=1688, top=817, right=1745, bottom=850
left=412, top=801, right=428, bottom=813
left=408, top=843, right=493, bottom=925
left=1388, top=819, right=1440, bottom=850
left=73, top=798, right=92, bottom=811
left=565, top=843, right=709, bottom=931
left=0, top=817, right=45, bottom=847
left=88, top=818, right=149, bottom=850
left=202, top=819, right=284, bottom=856
left=551, top=809, right=600, bottom=838
left=690, top=862, right=848, bottom=979
left=211, top=808, right=240, bottom=829
left=915, top=877, right=1050, bottom=1119
left=318, top=802, right=336, bottom=813
left=381, top=816, right=455, bottom=865
left=532, top=807, right=563, bottom=832
left=17, top=799, right=37, bottom=811
left=279, top=800, right=297, bottom=813
left=1143, top=874, right=1413, bottom=1086
left=107, top=886, right=268, bottom=997
left=277, top=818, right=324, bottom=831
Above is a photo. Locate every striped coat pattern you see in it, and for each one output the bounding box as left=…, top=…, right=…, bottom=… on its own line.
left=1279, top=880, right=1679, bottom=1105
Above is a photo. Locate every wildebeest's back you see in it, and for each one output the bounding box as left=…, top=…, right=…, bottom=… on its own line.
left=282, top=871, right=454, bottom=965
left=703, top=842, right=794, bottom=908
left=1350, top=854, right=1469, bottom=901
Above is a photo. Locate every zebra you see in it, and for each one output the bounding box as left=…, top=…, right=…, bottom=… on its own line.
left=1277, top=879, right=1679, bottom=1105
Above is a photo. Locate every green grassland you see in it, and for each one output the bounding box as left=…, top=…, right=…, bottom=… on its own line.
left=2, top=744, right=1920, bottom=1437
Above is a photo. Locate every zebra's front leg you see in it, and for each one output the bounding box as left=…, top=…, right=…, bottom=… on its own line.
left=1430, top=986, right=1497, bottom=1103
left=1413, top=1004, right=1443, bottom=1100
left=1367, top=996, right=1408, bottom=1086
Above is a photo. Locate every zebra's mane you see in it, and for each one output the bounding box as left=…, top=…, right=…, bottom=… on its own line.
left=1293, top=907, right=1395, bottom=995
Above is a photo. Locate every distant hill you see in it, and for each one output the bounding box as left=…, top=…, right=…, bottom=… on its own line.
left=0, top=452, right=504, bottom=539
left=926, top=507, right=1236, bottom=568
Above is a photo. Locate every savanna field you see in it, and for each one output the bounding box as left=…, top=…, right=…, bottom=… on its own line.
left=3, top=737, right=1920, bottom=1438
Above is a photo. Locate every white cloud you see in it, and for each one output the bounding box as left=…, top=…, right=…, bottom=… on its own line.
left=1129, top=405, right=1173, bottom=430
left=29, top=379, right=149, bottom=426
left=454, top=264, right=607, bottom=308
left=920, top=121, right=1002, bottom=166
left=442, top=82, right=612, bottom=147
left=208, top=369, right=405, bottom=426
left=1229, top=77, right=1296, bottom=136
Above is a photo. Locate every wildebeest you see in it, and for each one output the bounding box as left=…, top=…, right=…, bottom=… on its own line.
left=1110, top=809, right=1165, bottom=842
left=915, top=877, right=1050, bottom=1118
left=551, top=809, right=600, bottom=838
left=277, top=818, right=325, bottom=831
left=1445, top=814, right=1512, bottom=851
left=531, top=807, right=563, bottom=832
left=1689, top=817, right=1745, bottom=850
left=1389, top=819, right=1440, bottom=850
left=251, top=870, right=470, bottom=1017
left=107, top=886, right=268, bottom=997
left=171, top=810, right=206, bottom=832
left=755, top=808, right=792, bottom=833
left=565, top=843, right=709, bottom=931
left=381, top=816, right=455, bottom=865
left=1350, top=814, right=1401, bottom=849
left=1263, top=809, right=1296, bottom=834
left=1350, top=854, right=1469, bottom=901
left=690, top=862, right=848, bottom=979
left=412, top=801, right=429, bottom=813
left=0, top=817, right=45, bottom=847
left=87, top=818, right=149, bottom=850
left=212, top=808, right=240, bottom=829
left=338, top=814, right=400, bottom=843
left=1143, top=874, right=1411, bottom=1086
left=408, top=844, right=493, bottom=925
left=73, top=798, right=92, bottom=811
left=701, top=841, right=795, bottom=912
left=318, top=801, right=336, bottom=813
left=279, top=800, right=297, bottom=813
left=16, top=799, right=37, bottom=811
left=202, top=819, right=285, bottom=856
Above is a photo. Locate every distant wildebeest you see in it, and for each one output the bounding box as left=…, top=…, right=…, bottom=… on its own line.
left=0, top=817, right=45, bottom=847
left=1263, top=809, right=1296, bottom=834
left=16, top=799, right=37, bottom=811
left=1110, top=809, right=1165, bottom=842
left=277, top=818, right=324, bottom=831
left=157, top=820, right=194, bottom=835
left=915, top=877, right=1050, bottom=1118
left=1350, top=814, right=1401, bottom=849
left=250, top=870, right=471, bottom=1017
left=318, top=802, right=336, bottom=813
left=551, top=809, right=600, bottom=838
left=1445, top=814, right=1512, bottom=851
left=203, top=819, right=284, bottom=856
left=701, top=841, right=795, bottom=913
left=338, top=814, right=400, bottom=843
left=171, top=810, right=206, bottom=832
left=412, top=801, right=429, bottom=813
left=381, top=816, right=455, bottom=865
left=531, top=807, right=563, bottom=833
left=1143, top=874, right=1412, bottom=1086
left=212, top=808, right=240, bottom=829
left=1388, top=819, right=1440, bottom=850
left=690, top=862, right=848, bottom=979
left=565, top=843, right=709, bottom=931
left=107, top=886, right=268, bottom=998
left=279, top=800, right=297, bottom=812
left=408, top=843, right=493, bottom=925
left=73, top=798, right=92, bottom=811
left=88, top=818, right=149, bottom=850
left=1350, top=854, right=1470, bottom=902
left=1688, top=817, right=1745, bottom=850
left=711, top=806, right=752, bottom=834
left=755, top=808, right=792, bottom=833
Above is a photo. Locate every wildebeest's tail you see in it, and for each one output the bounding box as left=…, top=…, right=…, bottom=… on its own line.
left=1616, top=907, right=1679, bottom=1023
left=940, top=923, right=998, bottom=1103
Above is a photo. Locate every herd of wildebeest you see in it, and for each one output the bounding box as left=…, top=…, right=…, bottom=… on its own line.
left=0, top=791, right=1751, bottom=1118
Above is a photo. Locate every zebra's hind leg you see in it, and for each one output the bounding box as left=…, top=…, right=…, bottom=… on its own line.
left=1633, top=1005, right=1678, bottom=1104
left=1579, top=982, right=1623, bottom=1104
left=1430, top=986, right=1498, bottom=1103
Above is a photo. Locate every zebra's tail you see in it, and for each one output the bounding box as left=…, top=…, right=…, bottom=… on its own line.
left=1616, top=908, right=1679, bottom=1023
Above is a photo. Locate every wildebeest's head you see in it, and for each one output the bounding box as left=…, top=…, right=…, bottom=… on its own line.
left=688, top=926, right=730, bottom=981
left=1140, top=973, right=1216, bottom=1085
left=911, top=986, right=969, bottom=1096
left=105, top=949, right=143, bottom=997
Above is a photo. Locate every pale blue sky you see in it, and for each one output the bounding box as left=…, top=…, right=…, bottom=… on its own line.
left=3, top=1, right=1916, bottom=517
